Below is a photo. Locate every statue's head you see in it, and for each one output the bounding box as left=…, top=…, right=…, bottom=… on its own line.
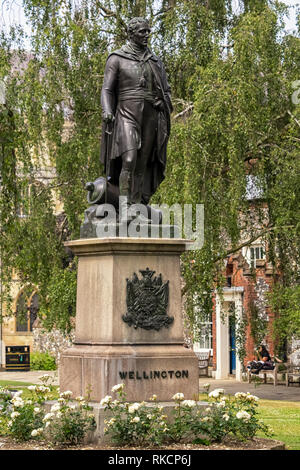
left=127, top=17, right=151, bottom=48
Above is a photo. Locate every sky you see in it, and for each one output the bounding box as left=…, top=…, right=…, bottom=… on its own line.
left=0, top=0, right=299, bottom=37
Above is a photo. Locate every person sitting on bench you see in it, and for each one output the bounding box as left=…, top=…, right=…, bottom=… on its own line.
left=247, top=345, right=276, bottom=374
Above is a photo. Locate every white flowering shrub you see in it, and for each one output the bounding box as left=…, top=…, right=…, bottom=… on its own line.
left=101, top=385, right=272, bottom=447
left=1, top=388, right=48, bottom=441
left=42, top=391, right=96, bottom=446
left=0, top=375, right=95, bottom=446
left=0, top=375, right=58, bottom=441
left=100, top=384, right=169, bottom=446
left=195, top=389, right=272, bottom=443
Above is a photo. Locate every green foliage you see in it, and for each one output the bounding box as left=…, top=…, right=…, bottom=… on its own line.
left=39, top=266, right=77, bottom=333
left=0, top=0, right=299, bottom=344
left=101, top=384, right=272, bottom=446
left=0, top=376, right=95, bottom=446
left=101, top=385, right=169, bottom=446
left=0, top=375, right=56, bottom=441
left=248, top=299, right=269, bottom=349
left=30, top=351, right=57, bottom=371
left=43, top=392, right=96, bottom=446
left=270, top=285, right=300, bottom=347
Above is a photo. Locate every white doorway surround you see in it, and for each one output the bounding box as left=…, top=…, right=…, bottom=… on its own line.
left=215, top=287, right=244, bottom=382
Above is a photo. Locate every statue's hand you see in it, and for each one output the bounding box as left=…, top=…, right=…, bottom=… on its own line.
left=102, top=112, right=115, bottom=123
left=153, top=99, right=164, bottom=112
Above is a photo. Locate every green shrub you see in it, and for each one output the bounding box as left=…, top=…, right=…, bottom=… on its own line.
left=101, top=384, right=273, bottom=447
left=0, top=377, right=95, bottom=446
left=30, top=351, right=56, bottom=371
left=43, top=392, right=96, bottom=446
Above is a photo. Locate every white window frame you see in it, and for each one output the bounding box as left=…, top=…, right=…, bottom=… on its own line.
left=243, top=243, right=266, bottom=268
left=193, top=314, right=213, bottom=354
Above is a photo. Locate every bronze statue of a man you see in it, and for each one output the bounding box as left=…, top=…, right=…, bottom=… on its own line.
left=100, top=17, right=172, bottom=212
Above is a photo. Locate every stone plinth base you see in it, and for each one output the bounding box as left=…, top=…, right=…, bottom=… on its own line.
left=59, top=237, right=199, bottom=403
left=60, top=344, right=199, bottom=402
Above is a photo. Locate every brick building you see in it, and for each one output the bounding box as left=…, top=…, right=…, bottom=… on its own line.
left=193, top=178, right=283, bottom=380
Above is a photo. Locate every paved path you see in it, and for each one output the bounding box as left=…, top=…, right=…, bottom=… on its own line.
left=199, top=377, right=300, bottom=402
left=0, top=370, right=59, bottom=385
left=0, top=371, right=299, bottom=401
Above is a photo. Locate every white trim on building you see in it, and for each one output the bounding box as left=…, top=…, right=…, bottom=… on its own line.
left=214, top=287, right=244, bottom=382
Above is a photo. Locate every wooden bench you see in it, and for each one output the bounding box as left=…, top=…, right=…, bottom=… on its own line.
left=194, top=351, right=211, bottom=377
left=247, top=362, right=282, bottom=386
left=286, top=365, right=300, bottom=387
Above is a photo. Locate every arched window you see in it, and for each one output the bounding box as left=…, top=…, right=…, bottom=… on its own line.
left=15, top=291, right=39, bottom=332
left=29, top=293, right=39, bottom=330
left=16, top=292, right=28, bottom=332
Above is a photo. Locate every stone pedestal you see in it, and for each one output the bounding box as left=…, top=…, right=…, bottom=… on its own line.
left=59, top=238, right=199, bottom=402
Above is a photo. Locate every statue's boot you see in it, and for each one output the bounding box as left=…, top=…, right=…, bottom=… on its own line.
left=119, top=170, right=134, bottom=223
left=131, top=173, right=151, bottom=224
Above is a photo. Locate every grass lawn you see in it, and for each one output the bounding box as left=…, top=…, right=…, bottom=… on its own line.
left=0, top=380, right=59, bottom=400
left=257, top=399, right=300, bottom=450
left=0, top=380, right=34, bottom=388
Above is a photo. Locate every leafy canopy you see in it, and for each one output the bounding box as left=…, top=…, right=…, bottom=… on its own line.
left=0, top=1, right=299, bottom=344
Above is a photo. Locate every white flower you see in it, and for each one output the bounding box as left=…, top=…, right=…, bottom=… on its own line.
left=56, top=411, right=62, bottom=418
left=182, top=400, right=196, bottom=407
left=27, top=385, right=36, bottom=391
left=100, top=395, right=112, bottom=406
left=68, top=404, right=76, bottom=410
left=43, top=412, right=54, bottom=422
left=202, top=416, right=211, bottom=422
left=149, top=394, right=157, bottom=401
left=246, top=394, right=259, bottom=402
left=111, top=384, right=124, bottom=393
left=60, top=390, right=73, bottom=398
left=128, top=403, right=142, bottom=414
left=11, top=412, right=20, bottom=419
left=75, top=396, right=85, bottom=402
left=235, top=392, right=247, bottom=399
left=36, top=385, right=50, bottom=393
left=12, top=398, right=24, bottom=408
left=131, top=416, right=140, bottom=423
left=205, top=407, right=212, bottom=413
left=45, top=421, right=51, bottom=428
left=51, top=404, right=60, bottom=412
left=172, top=393, right=185, bottom=402
left=216, top=401, right=226, bottom=408
left=223, top=413, right=230, bottom=421
left=209, top=388, right=225, bottom=399
left=236, top=410, right=251, bottom=422
left=14, top=391, right=23, bottom=397
left=31, top=429, right=39, bottom=437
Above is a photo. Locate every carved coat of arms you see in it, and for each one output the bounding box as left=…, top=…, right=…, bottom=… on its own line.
left=122, top=268, right=174, bottom=331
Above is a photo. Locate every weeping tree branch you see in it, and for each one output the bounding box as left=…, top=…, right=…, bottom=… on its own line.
left=213, top=224, right=296, bottom=264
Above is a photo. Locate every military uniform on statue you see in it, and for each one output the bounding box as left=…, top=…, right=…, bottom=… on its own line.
left=100, top=18, right=172, bottom=218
